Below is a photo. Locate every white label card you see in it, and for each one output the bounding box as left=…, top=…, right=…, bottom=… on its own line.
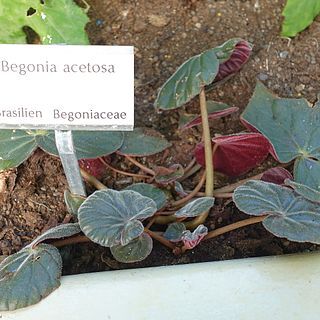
left=0, top=44, right=134, bottom=131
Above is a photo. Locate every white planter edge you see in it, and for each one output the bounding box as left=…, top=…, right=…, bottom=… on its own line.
left=2, top=251, right=320, bottom=320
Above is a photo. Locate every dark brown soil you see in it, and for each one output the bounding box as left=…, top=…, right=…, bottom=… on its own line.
left=1, top=0, right=320, bottom=272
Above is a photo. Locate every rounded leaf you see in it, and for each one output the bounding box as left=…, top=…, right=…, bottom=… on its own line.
left=37, top=130, right=124, bottom=159
left=117, top=128, right=171, bottom=156
left=125, top=183, right=167, bottom=210
left=175, top=197, right=215, bottom=218
left=110, top=233, right=153, bottom=263
left=78, top=189, right=157, bottom=247
left=0, top=244, right=62, bottom=311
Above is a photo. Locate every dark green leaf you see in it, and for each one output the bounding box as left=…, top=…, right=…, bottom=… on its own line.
left=233, top=180, right=320, bottom=244
left=125, top=183, right=167, bottom=210
left=64, top=190, right=86, bottom=216
left=110, top=233, right=153, bottom=263
left=0, top=0, right=89, bottom=45
left=154, top=47, right=219, bottom=110
left=242, top=82, right=318, bottom=163
left=78, top=189, right=157, bottom=247
left=163, top=222, right=186, bottom=242
left=118, top=128, right=171, bottom=156
left=0, top=129, right=38, bottom=170
left=175, top=197, right=215, bottom=218
left=38, top=130, right=124, bottom=159
left=30, top=223, right=81, bottom=247
left=281, top=0, right=320, bottom=37
left=0, top=244, right=62, bottom=311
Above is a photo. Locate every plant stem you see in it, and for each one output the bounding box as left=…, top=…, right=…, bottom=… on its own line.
left=99, top=157, right=150, bottom=179
left=178, top=163, right=202, bottom=182
left=80, top=168, right=107, bottom=190
left=199, top=87, right=214, bottom=196
left=124, top=155, right=156, bottom=176
left=213, top=172, right=264, bottom=195
left=52, top=235, right=90, bottom=247
left=144, top=228, right=175, bottom=250
left=171, top=171, right=206, bottom=207
left=204, top=216, right=266, bottom=241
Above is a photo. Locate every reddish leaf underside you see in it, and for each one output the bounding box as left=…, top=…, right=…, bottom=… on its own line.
left=195, top=133, right=271, bottom=177
left=214, top=40, right=252, bottom=83
left=78, top=156, right=110, bottom=179
left=261, top=167, right=293, bottom=185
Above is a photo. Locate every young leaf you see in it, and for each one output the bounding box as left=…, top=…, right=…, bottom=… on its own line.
left=181, top=225, right=208, bottom=250
left=285, top=179, right=320, bottom=203
left=178, top=101, right=238, bottom=131
left=0, top=0, right=89, bottom=44
left=110, top=233, right=153, bottom=263
left=261, top=167, right=293, bottom=185
left=117, top=128, right=171, bottom=156
left=64, top=190, right=86, bottom=216
left=154, top=164, right=184, bottom=184
left=78, top=189, right=157, bottom=247
left=0, top=244, right=62, bottom=311
left=281, top=0, right=320, bottom=37
left=38, top=130, right=124, bottom=159
left=213, top=40, right=252, bottom=83
left=163, top=222, right=186, bottom=242
left=175, top=197, right=215, bottom=218
left=125, top=183, right=167, bottom=210
left=154, top=47, right=219, bottom=110
left=29, top=223, right=81, bottom=248
left=195, top=133, right=270, bottom=177
left=78, top=157, right=108, bottom=179
left=174, top=181, right=188, bottom=197
left=233, top=180, right=320, bottom=244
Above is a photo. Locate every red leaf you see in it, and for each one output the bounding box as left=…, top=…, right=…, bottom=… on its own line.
left=214, top=40, right=252, bottom=83
left=240, top=117, right=280, bottom=161
left=261, top=167, right=293, bottom=185
left=195, top=133, right=271, bottom=177
left=78, top=156, right=109, bottom=179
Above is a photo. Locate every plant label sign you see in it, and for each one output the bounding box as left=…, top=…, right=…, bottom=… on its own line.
left=0, top=44, right=134, bottom=130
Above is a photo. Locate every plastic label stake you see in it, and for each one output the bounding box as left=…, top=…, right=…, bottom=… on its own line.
left=55, top=130, right=86, bottom=197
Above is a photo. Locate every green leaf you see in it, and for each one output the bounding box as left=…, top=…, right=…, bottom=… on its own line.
left=154, top=47, right=219, bottom=110
left=285, top=179, right=320, bottom=203
left=293, top=157, right=320, bottom=191
left=163, top=222, right=186, bottom=242
left=64, top=190, right=86, bottom=216
left=175, top=197, right=215, bottom=218
left=0, top=129, right=37, bottom=170
left=37, top=130, right=124, bottom=159
left=30, top=223, right=81, bottom=247
left=281, top=0, right=320, bottom=37
left=0, top=244, right=62, bottom=311
left=233, top=180, right=320, bottom=244
left=0, top=0, right=89, bottom=45
left=110, top=233, right=153, bottom=263
left=155, top=38, right=247, bottom=110
left=78, top=189, right=157, bottom=247
left=125, top=183, right=167, bottom=210
left=242, top=82, right=318, bottom=163
left=118, top=128, right=171, bottom=156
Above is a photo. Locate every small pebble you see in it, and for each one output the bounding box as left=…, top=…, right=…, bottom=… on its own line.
left=258, top=73, right=269, bottom=81
left=295, top=84, right=305, bottom=92
left=279, top=51, right=288, bottom=59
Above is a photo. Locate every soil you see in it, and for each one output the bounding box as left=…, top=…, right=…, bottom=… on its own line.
left=1, top=0, right=320, bottom=273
